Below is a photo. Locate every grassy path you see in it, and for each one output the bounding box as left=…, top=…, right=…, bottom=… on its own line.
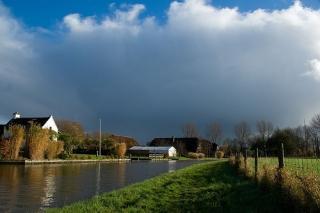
left=48, top=161, right=283, bottom=213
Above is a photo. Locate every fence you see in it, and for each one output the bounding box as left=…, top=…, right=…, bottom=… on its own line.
left=242, top=143, right=320, bottom=177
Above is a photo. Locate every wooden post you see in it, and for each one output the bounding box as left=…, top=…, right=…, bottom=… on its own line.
left=278, top=143, right=285, bottom=169
left=255, top=148, right=258, bottom=180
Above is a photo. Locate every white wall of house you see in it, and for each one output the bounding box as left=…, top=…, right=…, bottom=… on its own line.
left=42, top=116, right=58, bottom=133
left=168, top=147, right=177, bottom=157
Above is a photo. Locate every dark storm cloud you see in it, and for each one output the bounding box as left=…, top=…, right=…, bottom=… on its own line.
left=1, top=0, right=320, bottom=142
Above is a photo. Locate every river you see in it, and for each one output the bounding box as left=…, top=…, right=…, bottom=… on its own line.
left=0, top=160, right=200, bottom=212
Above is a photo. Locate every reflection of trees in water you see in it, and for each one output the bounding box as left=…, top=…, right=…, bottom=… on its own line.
left=0, top=164, right=83, bottom=211
left=116, top=163, right=126, bottom=187
left=0, top=165, right=22, bottom=212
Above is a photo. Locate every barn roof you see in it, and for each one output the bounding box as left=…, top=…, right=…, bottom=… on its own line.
left=129, top=146, right=174, bottom=151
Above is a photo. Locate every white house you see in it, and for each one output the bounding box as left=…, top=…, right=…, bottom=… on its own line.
left=0, top=112, right=59, bottom=140
left=129, top=146, right=177, bottom=158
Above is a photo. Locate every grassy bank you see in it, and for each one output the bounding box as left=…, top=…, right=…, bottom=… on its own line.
left=48, top=161, right=283, bottom=213
left=231, top=156, right=320, bottom=212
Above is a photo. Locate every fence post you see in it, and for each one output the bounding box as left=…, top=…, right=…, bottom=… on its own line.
left=255, top=147, right=258, bottom=180
left=278, top=143, right=285, bottom=169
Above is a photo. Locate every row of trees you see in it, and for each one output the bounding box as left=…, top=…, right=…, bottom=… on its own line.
left=56, top=120, right=138, bottom=157
left=181, top=113, right=320, bottom=157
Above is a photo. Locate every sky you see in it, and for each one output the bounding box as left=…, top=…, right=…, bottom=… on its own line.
left=1, top=0, right=320, bottom=143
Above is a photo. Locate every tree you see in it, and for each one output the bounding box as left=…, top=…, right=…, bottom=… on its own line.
left=206, top=122, right=222, bottom=144
left=116, top=143, right=127, bottom=158
left=56, top=120, right=85, bottom=154
left=182, top=123, right=198, bottom=137
left=267, top=128, right=301, bottom=156
left=310, top=114, right=320, bottom=156
left=234, top=121, right=251, bottom=147
left=256, top=120, right=273, bottom=141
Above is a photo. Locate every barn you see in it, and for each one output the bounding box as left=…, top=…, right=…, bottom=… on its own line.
left=128, top=146, right=177, bottom=158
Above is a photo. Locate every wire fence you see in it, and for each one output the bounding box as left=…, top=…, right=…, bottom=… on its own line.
left=242, top=144, right=320, bottom=176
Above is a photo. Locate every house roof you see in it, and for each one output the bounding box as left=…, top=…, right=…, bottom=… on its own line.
left=129, top=146, right=175, bottom=151
left=6, top=117, right=50, bottom=127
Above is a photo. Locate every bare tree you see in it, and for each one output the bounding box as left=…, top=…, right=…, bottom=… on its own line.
left=311, top=114, right=320, bottom=132
left=182, top=123, right=198, bottom=137
left=310, top=114, right=320, bottom=156
left=206, top=122, right=222, bottom=144
left=234, top=121, right=251, bottom=146
left=256, top=120, right=273, bottom=141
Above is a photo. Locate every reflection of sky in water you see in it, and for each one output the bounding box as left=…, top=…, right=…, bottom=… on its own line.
left=0, top=161, right=200, bottom=212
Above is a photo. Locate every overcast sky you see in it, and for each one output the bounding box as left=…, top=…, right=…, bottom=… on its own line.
left=1, top=0, right=320, bottom=143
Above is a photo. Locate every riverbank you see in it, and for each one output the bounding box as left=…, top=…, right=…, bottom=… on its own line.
left=0, top=158, right=131, bottom=164
left=48, top=161, right=284, bottom=213
left=0, top=155, right=216, bottom=164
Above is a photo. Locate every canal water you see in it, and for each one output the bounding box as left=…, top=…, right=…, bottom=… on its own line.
left=0, top=160, right=200, bottom=212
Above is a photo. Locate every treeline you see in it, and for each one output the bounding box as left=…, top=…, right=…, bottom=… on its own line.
left=0, top=119, right=138, bottom=160
left=182, top=113, right=320, bottom=157
left=56, top=120, right=138, bottom=158
left=0, top=124, right=63, bottom=160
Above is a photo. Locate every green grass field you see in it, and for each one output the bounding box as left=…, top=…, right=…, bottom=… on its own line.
left=48, top=161, right=284, bottom=213
left=247, top=157, right=320, bottom=175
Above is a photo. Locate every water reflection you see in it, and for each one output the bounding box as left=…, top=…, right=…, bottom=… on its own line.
left=0, top=161, right=199, bottom=212
left=168, top=160, right=176, bottom=173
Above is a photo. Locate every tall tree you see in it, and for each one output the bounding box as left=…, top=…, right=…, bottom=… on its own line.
left=256, top=120, right=273, bottom=141
left=182, top=123, right=198, bottom=137
left=310, top=114, right=320, bottom=156
left=206, top=122, right=222, bottom=144
left=234, top=121, right=251, bottom=146
left=56, top=120, right=85, bottom=154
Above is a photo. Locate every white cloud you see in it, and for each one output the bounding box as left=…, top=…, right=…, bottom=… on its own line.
left=304, top=59, right=320, bottom=81
left=1, top=0, right=320, bottom=141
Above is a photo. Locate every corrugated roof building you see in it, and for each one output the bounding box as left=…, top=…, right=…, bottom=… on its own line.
left=128, top=146, right=177, bottom=158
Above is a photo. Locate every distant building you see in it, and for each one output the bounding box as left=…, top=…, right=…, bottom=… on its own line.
left=150, top=137, right=217, bottom=157
left=128, top=146, right=177, bottom=158
left=0, top=112, right=59, bottom=140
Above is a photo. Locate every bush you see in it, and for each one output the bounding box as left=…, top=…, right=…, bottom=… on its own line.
left=0, top=125, right=25, bottom=160
left=216, top=151, right=224, bottom=159
left=0, top=140, right=10, bottom=159
left=116, top=143, right=127, bottom=158
left=46, top=141, right=64, bottom=160
left=187, top=152, right=205, bottom=159
left=8, top=125, right=25, bottom=159
left=27, top=125, right=50, bottom=160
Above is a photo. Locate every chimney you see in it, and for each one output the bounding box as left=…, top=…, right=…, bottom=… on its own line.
left=13, top=112, right=21, bottom=119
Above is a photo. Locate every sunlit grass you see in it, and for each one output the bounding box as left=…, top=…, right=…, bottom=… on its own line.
left=48, top=161, right=283, bottom=213
left=247, top=157, right=320, bottom=175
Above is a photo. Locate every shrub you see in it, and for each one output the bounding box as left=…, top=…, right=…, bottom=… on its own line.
left=7, top=125, right=25, bottom=159
left=187, top=152, right=205, bottom=159
left=46, top=141, right=64, bottom=160
left=197, top=153, right=205, bottom=158
left=116, top=143, right=127, bottom=158
left=187, top=152, right=198, bottom=159
left=0, top=139, right=10, bottom=159
left=216, top=151, right=224, bottom=159
left=0, top=125, right=24, bottom=160
left=27, top=124, right=50, bottom=160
